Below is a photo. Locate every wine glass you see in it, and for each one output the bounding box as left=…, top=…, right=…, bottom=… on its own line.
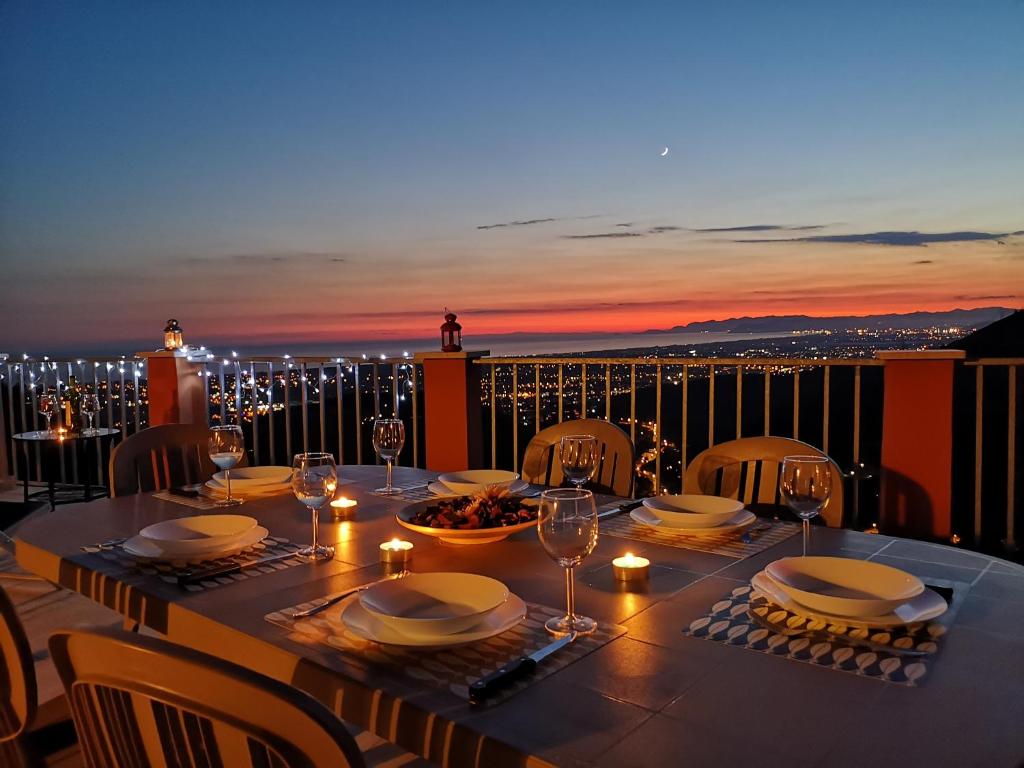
left=559, top=435, right=599, bottom=489
left=81, top=393, right=100, bottom=436
left=372, top=418, right=405, bottom=495
left=208, top=425, right=245, bottom=507
left=38, top=394, right=58, bottom=435
left=291, top=452, right=337, bottom=560
left=537, top=488, right=599, bottom=636
left=780, top=455, right=833, bottom=556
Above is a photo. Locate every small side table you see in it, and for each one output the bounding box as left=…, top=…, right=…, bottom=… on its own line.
left=12, top=428, right=120, bottom=510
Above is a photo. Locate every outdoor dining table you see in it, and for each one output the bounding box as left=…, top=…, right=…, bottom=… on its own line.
left=10, top=464, right=1024, bottom=767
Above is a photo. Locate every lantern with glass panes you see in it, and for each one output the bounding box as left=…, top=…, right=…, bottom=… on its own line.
left=163, top=319, right=184, bottom=351
left=440, top=309, right=462, bottom=352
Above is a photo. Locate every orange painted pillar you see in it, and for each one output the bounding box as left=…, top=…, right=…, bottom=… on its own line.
left=137, top=351, right=207, bottom=426
left=876, top=350, right=965, bottom=539
left=416, top=351, right=488, bottom=472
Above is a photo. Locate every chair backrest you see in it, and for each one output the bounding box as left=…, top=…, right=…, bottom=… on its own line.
left=49, top=628, right=365, bottom=768
left=683, top=436, right=844, bottom=527
left=521, top=418, right=635, bottom=497
left=0, top=585, right=37, bottom=746
left=109, top=423, right=248, bottom=497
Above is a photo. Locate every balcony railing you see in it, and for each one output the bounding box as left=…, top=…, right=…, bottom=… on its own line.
left=1, top=349, right=1019, bottom=555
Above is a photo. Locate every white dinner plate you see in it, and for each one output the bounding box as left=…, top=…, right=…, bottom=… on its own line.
left=334, top=592, right=527, bottom=647
left=122, top=525, right=269, bottom=562
left=139, top=514, right=257, bottom=556
left=437, top=470, right=521, bottom=495
left=751, top=570, right=947, bottom=628
left=630, top=507, right=757, bottom=535
left=359, top=572, right=510, bottom=637
left=641, top=495, right=745, bottom=528
left=202, top=480, right=291, bottom=498
left=765, top=556, right=925, bottom=618
left=428, top=479, right=528, bottom=498
left=213, top=466, right=292, bottom=486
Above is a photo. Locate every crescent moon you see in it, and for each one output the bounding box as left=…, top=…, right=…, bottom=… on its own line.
left=660, top=147, right=669, bottom=157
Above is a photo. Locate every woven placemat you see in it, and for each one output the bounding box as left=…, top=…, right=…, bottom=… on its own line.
left=682, top=580, right=965, bottom=686
left=266, top=593, right=625, bottom=706
left=81, top=535, right=308, bottom=592
left=600, top=514, right=799, bottom=558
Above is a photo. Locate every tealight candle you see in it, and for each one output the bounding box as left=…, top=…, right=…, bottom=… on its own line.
left=379, top=538, right=413, bottom=567
left=329, top=497, right=358, bottom=520
left=612, top=552, right=650, bottom=582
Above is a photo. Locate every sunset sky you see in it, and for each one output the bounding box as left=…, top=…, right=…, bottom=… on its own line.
left=1, top=1, right=1022, bottom=355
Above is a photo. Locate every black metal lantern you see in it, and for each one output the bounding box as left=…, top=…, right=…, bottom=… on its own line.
left=163, top=319, right=184, bottom=351
left=440, top=309, right=462, bottom=352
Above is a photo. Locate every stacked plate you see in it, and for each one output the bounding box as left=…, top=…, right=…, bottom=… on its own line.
left=332, top=572, right=527, bottom=647
left=202, top=466, right=293, bottom=500
left=751, top=556, right=948, bottom=627
left=631, top=494, right=756, bottom=536
left=121, top=514, right=267, bottom=561
left=428, top=469, right=528, bottom=497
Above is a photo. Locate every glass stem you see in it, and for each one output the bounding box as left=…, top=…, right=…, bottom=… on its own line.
left=565, top=566, right=575, bottom=620
left=386, top=458, right=393, bottom=490
left=802, top=518, right=810, bottom=556
left=311, top=505, right=319, bottom=550
left=226, top=468, right=232, bottom=502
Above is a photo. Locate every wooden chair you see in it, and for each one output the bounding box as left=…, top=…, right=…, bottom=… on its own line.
left=49, top=628, right=367, bottom=768
left=109, top=423, right=248, bottom=497
left=683, top=436, right=844, bottom=527
left=0, top=585, right=79, bottom=767
left=521, top=418, right=635, bottom=497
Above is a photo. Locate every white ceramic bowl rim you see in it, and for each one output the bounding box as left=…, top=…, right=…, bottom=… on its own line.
left=359, top=572, right=509, bottom=632
left=140, top=514, right=257, bottom=544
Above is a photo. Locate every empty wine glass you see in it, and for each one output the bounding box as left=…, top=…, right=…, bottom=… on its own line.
left=81, top=393, right=100, bottom=436
left=372, top=418, right=405, bottom=495
left=208, top=425, right=245, bottom=506
left=291, top=452, right=337, bottom=560
left=559, top=435, right=599, bottom=489
left=537, top=488, right=599, bottom=636
left=38, top=394, right=57, bottom=435
left=780, top=455, right=833, bottom=556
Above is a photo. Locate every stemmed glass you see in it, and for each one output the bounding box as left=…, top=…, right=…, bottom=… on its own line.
left=81, top=393, right=100, bottom=436
left=208, top=425, right=245, bottom=507
left=780, top=455, right=833, bottom=556
left=537, top=488, right=599, bottom=636
left=38, top=394, right=57, bottom=436
left=372, top=418, right=405, bottom=495
left=291, top=452, right=337, bottom=560
left=559, top=435, right=599, bottom=489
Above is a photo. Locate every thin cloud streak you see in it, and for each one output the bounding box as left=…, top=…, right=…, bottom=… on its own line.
left=477, top=214, right=604, bottom=230
left=692, top=224, right=825, bottom=233
left=735, top=230, right=1023, bottom=246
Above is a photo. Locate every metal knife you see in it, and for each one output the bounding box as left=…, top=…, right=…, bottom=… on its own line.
left=469, top=632, right=577, bottom=704
left=597, top=499, right=644, bottom=520
left=177, top=550, right=302, bottom=586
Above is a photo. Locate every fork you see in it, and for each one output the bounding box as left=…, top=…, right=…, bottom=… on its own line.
left=741, top=522, right=773, bottom=544
left=287, top=571, right=409, bottom=619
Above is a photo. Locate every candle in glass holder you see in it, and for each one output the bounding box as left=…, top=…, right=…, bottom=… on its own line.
left=329, top=497, right=358, bottom=519
left=612, top=552, right=650, bottom=582
left=379, top=538, right=413, bottom=566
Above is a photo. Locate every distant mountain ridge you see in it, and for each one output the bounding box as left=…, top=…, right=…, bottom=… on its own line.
left=665, top=307, right=1015, bottom=334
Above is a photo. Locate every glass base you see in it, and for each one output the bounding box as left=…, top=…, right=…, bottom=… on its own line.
left=297, top=544, right=335, bottom=561
left=544, top=614, right=597, bottom=636
left=214, top=497, right=244, bottom=507
left=373, top=486, right=403, bottom=496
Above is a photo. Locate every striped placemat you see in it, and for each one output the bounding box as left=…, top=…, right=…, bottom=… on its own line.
left=81, top=535, right=308, bottom=591
left=682, top=580, right=965, bottom=687
left=153, top=491, right=223, bottom=510
left=266, top=594, right=625, bottom=706
left=599, top=513, right=800, bottom=558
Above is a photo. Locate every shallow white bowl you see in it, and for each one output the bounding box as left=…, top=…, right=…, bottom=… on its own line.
left=139, top=514, right=257, bottom=556
left=213, top=466, right=292, bottom=486
left=437, top=469, right=520, bottom=496
left=765, top=556, right=925, bottom=618
left=359, top=572, right=510, bottom=636
left=126, top=524, right=267, bottom=562
left=642, top=494, right=745, bottom=528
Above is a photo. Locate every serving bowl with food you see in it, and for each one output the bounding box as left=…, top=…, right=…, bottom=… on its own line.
left=396, top=485, right=539, bottom=544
